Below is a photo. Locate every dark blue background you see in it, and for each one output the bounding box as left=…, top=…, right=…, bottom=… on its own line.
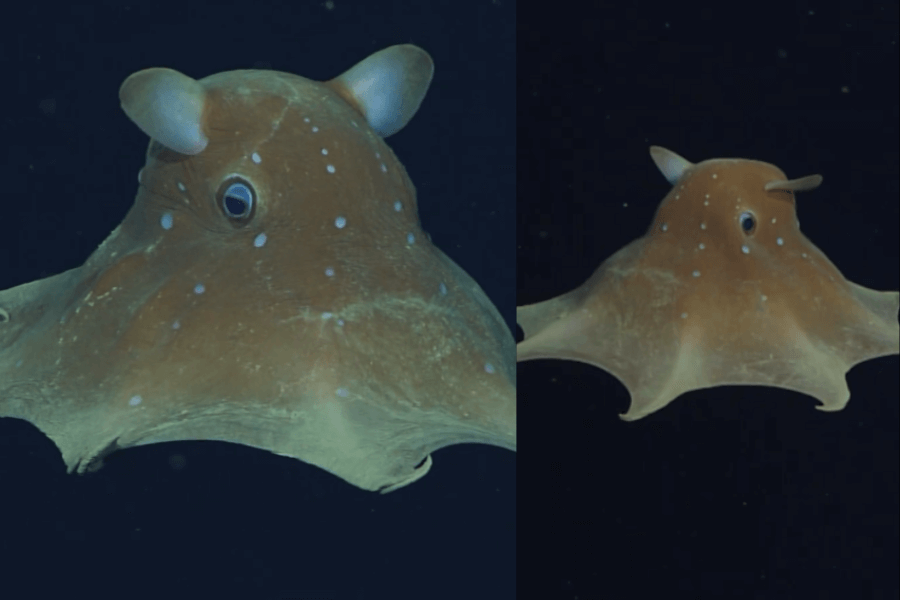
left=0, top=2, right=515, bottom=599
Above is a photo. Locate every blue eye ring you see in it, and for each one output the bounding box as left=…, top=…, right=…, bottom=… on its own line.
left=216, top=176, right=256, bottom=225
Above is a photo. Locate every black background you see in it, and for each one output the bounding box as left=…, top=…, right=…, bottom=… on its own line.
left=0, top=2, right=514, bottom=600
left=518, top=2, right=898, bottom=600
